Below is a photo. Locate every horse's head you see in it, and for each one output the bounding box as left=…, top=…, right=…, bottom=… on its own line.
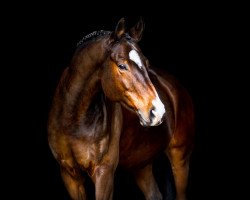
left=101, top=18, right=165, bottom=126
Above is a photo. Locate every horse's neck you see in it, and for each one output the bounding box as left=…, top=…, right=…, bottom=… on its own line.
left=72, top=38, right=108, bottom=74
left=60, top=40, right=108, bottom=130
left=61, top=67, right=108, bottom=137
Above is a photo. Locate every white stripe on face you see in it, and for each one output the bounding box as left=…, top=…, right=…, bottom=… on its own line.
left=129, top=49, right=142, bottom=69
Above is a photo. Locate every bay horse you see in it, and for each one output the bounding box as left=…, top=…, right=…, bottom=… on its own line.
left=48, top=18, right=194, bottom=200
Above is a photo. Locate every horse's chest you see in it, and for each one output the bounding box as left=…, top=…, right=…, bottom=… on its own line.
left=119, top=112, right=169, bottom=169
left=69, top=134, right=109, bottom=174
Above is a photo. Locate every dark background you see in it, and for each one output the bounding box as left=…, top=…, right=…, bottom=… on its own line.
left=4, top=3, right=244, bottom=200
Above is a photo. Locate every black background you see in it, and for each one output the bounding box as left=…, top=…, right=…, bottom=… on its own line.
left=4, top=3, right=244, bottom=200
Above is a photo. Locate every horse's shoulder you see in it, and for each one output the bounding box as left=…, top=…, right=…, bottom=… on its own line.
left=148, top=67, right=194, bottom=133
left=148, top=68, right=191, bottom=102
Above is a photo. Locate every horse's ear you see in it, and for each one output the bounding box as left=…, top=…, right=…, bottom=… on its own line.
left=130, top=17, right=144, bottom=41
left=114, top=18, right=126, bottom=40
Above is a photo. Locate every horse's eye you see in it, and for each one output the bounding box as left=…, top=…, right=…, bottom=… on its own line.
left=118, top=64, right=128, bottom=70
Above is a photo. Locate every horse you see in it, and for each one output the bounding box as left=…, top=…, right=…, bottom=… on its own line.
left=48, top=18, right=195, bottom=200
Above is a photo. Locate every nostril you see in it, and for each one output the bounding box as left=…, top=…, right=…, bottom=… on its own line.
left=149, top=107, right=156, bottom=122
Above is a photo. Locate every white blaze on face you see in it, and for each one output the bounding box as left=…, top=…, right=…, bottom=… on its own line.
left=129, top=49, right=143, bottom=69
left=151, top=95, right=166, bottom=126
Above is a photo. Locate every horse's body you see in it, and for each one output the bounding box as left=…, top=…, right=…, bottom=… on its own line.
left=48, top=18, right=194, bottom=200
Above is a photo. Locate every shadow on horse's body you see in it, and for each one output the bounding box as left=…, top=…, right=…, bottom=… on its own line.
left=48, top=18, right=194, bottom=200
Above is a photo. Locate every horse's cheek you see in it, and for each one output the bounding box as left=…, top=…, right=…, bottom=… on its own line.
left=101, top=73, right=118, bottom=100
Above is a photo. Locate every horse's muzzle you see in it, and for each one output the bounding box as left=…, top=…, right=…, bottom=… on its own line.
left=137, top=96, right=166, bottom=126
left=137, top=108, right=165, bottom=127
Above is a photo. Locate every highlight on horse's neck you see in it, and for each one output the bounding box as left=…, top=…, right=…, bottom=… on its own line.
left=64, top=37, right=109, bottom=94
left=72, top=37, right=110, bottom=73
left=77, top=70, right=102, bottom=115
left=60, top=37, right=109, bottom=125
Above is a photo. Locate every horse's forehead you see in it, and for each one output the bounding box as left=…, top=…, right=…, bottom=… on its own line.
left=114, top=41, right=140, bottom=56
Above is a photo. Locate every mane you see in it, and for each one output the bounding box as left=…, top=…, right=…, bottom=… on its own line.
left=76, top=30, right=111, bottom=49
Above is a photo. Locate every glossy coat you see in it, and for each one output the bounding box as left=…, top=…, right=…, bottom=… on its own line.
left=48, top=18, right=194, bottom=200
